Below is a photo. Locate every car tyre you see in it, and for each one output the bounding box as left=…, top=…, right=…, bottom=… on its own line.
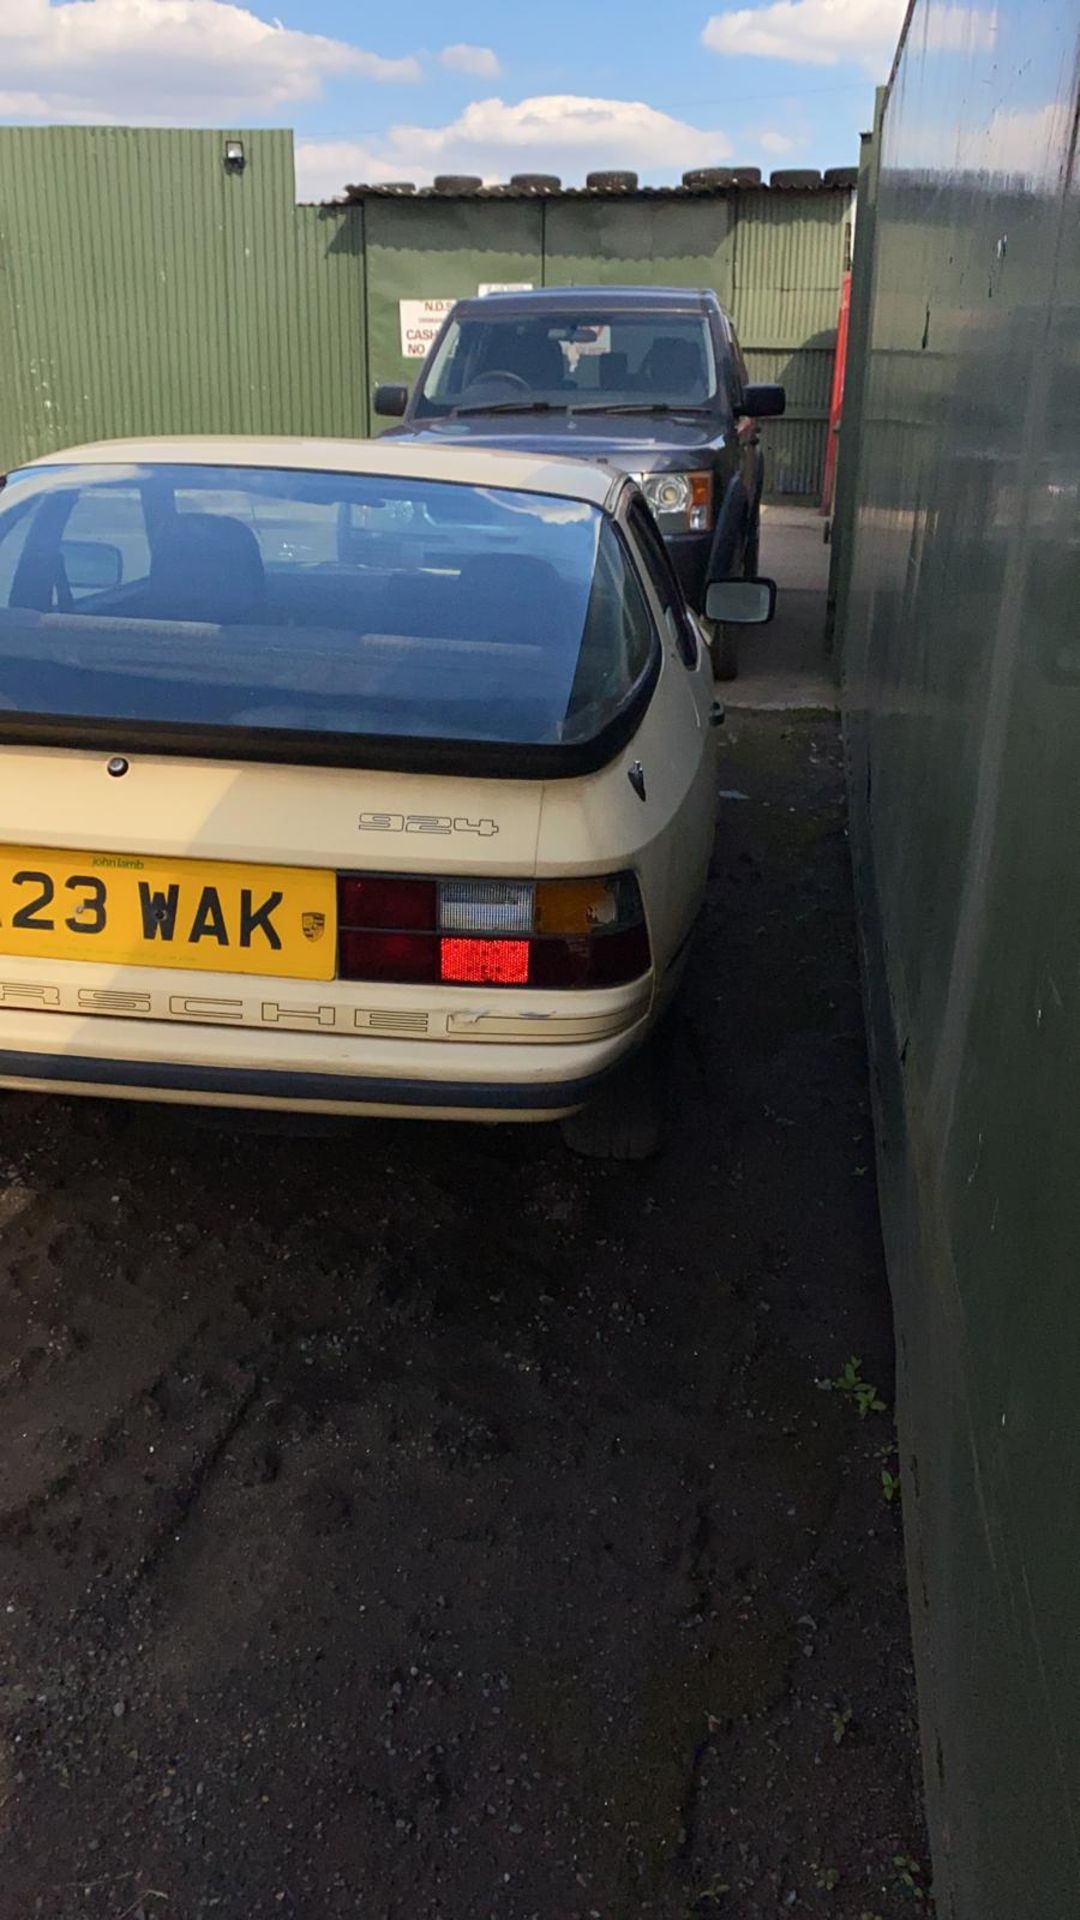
left=744, top=509, right=761, bottom=580
left=560, top=1030, right=666, bottom=1162
left=710, top=622, right=739, bottom=681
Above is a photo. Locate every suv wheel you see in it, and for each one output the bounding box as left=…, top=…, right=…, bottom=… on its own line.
left=744, top=509, right=761, bottom=580
left=712, top=624, right=739, bottom=682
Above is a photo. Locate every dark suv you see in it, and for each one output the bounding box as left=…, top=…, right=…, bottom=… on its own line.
left=375, top=285, right=783, bottom=678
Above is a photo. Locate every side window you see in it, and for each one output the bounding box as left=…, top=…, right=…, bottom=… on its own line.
left=61, top=487, right=151, bottom=597
left=569, top=522, right=657, bottom=724
left=0, top=504, right=35, bottom=608
left=627, top=501, right=700, bottom=668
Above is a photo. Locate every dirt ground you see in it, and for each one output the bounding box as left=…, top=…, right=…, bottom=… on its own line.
left=0, top=715, right=927, bottom=1920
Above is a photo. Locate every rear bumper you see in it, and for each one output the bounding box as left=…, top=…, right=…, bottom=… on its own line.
left=0, top=1003, right=652, bottom=1122
left=0, top=1045, right=619, bottom=1117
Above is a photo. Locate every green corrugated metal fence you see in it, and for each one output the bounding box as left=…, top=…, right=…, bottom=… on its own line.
left=0, top=127, right=852, bottom=496
left=0, top=128, right=369, bottom=465
left=835, top=0, right=1080, bottom=1912
left=733, top=188, right=850, bottom=493
left=361, top=194, right=544, bottom=423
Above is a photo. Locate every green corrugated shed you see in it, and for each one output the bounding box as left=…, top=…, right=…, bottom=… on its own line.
left=362, top=195, right=544, bottom=401
left=357, top=181, right=851, bottom=495
left=0, top=128, right=852, bottom=497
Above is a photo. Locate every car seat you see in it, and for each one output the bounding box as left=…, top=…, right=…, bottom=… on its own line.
left=143, top=513, right=267, bottom=624
left=487, top=329, right=568, bottom=391
left=638, top=336, right=708, bottom=399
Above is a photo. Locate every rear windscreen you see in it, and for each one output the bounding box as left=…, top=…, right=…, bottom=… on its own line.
left=0, top=464, right=657, bottom=752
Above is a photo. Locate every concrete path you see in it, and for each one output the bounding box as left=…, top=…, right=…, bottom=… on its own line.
left=725, top=502, right=839, bottom=712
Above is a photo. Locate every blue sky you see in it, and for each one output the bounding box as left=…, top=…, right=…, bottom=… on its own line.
left=0, top=0, right=908, bottom=200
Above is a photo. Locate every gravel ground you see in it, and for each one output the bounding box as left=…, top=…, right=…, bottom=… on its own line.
left=0, top=714, right=927, bottom=1920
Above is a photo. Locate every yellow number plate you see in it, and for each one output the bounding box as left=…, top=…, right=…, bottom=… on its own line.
left=0, top=847, right=337, bottom=982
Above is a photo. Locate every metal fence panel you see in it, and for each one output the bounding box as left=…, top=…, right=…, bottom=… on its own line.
left=292, top=206, right=369, bottom=439
left=0, top=128, right=369, bottom=468
left=734, top=189, right=852, bottom=497
left=839, top=4, right=1080, bottom=1913
left=732, top=189, right=851, bottom=346
left=543, top=194, right=736, bottom=298
left=0, top=126, right=240, bottom=460
left=364, top=196, right=544, bottom=404
left=743, top=342, right=834, bottom=495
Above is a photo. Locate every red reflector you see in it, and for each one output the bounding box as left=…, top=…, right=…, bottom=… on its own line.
left=440, top=937, right=530, bottom=985
left=338, top=876, right=436, bottom=931
left=340, top=930, right=437, bottom=984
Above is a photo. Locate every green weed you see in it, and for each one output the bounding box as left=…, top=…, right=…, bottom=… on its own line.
left=893, top=1854, right=927, bottom=1901
left=691, top=1880, right=730, bottom=1911
left=817, top=1356, right=887, bottom=1418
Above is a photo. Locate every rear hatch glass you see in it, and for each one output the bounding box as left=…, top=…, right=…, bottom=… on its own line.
left=0, top=463, right=658, bottom=769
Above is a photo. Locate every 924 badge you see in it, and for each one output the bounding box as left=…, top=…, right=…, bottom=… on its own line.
left=357, top=812, right=499, bottom=838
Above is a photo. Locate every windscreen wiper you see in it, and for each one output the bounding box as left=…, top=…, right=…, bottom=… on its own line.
left=568, top=401, right=710, bottom=416
left=449, top=399, right=569, bottom=418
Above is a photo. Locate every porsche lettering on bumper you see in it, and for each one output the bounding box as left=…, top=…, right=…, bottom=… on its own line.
left=0, top=976, right=650, bottom=1044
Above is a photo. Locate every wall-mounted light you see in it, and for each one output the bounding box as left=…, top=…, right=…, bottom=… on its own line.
left=224, top=140, right=245, bottom=175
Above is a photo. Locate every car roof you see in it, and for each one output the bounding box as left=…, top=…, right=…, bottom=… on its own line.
left=22, top=435, right=621, bottom=509
left=453, top=285, right=718, bottom=318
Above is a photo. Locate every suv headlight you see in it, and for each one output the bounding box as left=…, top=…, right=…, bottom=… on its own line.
left=640, top=471, right=714, bottom=533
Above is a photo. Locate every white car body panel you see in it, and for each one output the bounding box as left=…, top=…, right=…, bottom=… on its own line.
left=0, top=438, right=717, bottom=1122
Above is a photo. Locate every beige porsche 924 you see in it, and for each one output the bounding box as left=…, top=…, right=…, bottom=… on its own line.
left=0, top=437, right=773, bottom=1140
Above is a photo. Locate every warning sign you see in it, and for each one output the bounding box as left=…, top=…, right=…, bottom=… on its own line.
left=399, top=298, right=455, bottom=359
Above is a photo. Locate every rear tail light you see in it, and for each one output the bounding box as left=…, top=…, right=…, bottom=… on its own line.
left=439, top=880, right=533, bottom=935
left=336, top=873, right=650, bottom=989
left=338, top=876, right=437, bottom=930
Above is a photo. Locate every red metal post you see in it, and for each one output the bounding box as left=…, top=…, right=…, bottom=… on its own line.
left=821, top=269, right=851, bottom=516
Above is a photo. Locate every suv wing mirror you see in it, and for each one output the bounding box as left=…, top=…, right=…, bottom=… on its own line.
left=373, top=383, right=409, bottom=419
left=739, top=384, right=785, bottom=419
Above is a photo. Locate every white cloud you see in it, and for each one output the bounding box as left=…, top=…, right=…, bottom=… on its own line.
left=296, top=93, right=732, bottom=200
left=0, top=0, right=421, bottom=123
left=438, top=44, right=501, bottom=78
left=294, top=140, right=404, bottom=198
left=704, top=0, right=908, bottom=72
left=703, top=0, right=995, bottom=72
left=760, top=128, right=796, bottom=152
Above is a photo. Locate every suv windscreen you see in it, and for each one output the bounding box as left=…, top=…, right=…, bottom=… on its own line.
left=0, top=463, right=657, bottom=751
left=418, top=311, right=718, bottom=415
